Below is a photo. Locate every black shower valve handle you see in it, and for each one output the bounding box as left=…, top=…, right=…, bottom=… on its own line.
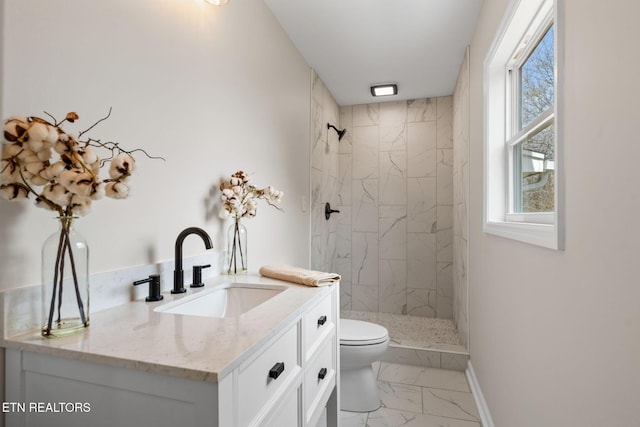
left=133, top=274, right=164, bottom=302
left=325, top=202, right=340, bottom=220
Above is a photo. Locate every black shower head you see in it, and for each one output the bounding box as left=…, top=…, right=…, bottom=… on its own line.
left=327, top=123, right=347, bottom=141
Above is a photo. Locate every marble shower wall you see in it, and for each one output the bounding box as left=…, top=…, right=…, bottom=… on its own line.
left=310, top=70, right=340, bottom=272
left=336, top=97, right=454, bottom=319
left=453, top=48, right=470, bottom=348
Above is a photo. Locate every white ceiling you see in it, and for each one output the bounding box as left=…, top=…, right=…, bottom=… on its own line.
left=264, top=0, right=484, bottom=106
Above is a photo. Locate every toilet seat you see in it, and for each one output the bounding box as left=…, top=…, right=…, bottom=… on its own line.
left=340, top=319, right=389, bottom=346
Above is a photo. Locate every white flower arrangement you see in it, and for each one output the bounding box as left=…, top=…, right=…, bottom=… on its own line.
left=1, top=109, right=162, bottom=337
left=219, top=170, right=283, bottom=219
left=1, top=109, right=160, bottom=217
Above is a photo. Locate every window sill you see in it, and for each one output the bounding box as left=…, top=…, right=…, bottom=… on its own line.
left=484, top=220, right=560, bottom=250
left=505, top=212, right=554, bottom=224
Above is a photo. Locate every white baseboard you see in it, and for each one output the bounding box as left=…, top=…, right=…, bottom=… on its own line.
left=466, top=360, right=496, bottom=427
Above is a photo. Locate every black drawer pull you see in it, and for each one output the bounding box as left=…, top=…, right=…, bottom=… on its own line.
left=269, top=362, right=285, bottom=380
left=318, top=367, right=328, bottom=380
left=317, top=315, right=327, bottom=326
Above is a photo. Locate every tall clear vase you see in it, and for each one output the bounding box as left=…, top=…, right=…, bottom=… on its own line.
left=226, top=217, right=247, bottom=274
left=41, top=216, right=90, bottom=337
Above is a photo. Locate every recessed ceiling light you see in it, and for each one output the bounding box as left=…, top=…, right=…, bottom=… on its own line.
left=370, top=84, right=398, bottom=97
left=204, top=0, right=229, bottom=5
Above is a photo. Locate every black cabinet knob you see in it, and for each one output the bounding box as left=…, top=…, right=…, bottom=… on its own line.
left=268, top=362, right=285, bottom=380
left=317, top=315, right=327, bottom=326
left=318, top=367, right=327, bottom=380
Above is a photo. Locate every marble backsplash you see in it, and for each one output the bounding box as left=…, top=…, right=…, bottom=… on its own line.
left=1, top=252, right=220, bottom=338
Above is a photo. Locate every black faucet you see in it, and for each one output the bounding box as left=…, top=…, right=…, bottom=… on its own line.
left=172, top=227, right=213, bottom=294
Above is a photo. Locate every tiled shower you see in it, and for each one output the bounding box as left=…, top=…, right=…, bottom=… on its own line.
left=336, top=97, right=454, bottom=319
left=310, top=58, right=469, bottom=350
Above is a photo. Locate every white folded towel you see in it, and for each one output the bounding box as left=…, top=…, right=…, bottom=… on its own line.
left=259, top=264, right=341, bottom=287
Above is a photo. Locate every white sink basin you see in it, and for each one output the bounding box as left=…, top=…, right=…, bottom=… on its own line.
left=154, top=283, right=287, bottom=318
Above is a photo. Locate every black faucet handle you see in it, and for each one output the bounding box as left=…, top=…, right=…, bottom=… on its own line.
left=133, top=274, right=164, bottom=302
left=191, top=264, right=211, bottom=288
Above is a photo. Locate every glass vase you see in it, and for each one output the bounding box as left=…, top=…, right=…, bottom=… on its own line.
left=226, top=218, right=247, bottom=274
left=41, top=216, right=90, bottom=337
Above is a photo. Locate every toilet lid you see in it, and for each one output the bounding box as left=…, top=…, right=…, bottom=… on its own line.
left=340, top=319, right=389, bottom=346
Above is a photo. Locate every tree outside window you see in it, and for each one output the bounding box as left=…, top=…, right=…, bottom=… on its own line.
left=512, top=24, right=555, bottom=213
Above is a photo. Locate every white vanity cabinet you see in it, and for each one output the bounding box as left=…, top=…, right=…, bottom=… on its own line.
left=4, top=282, right=339, bottom=427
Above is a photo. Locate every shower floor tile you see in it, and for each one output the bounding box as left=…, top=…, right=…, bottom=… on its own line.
left=341, top=310, right=463, bottom=350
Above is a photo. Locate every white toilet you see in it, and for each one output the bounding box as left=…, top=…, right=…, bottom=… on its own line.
left=339, top=319, right=390, bottom=412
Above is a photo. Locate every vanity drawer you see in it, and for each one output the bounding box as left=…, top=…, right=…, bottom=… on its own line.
left=303, top=336, right=336, bottom=422
left=303, top=292, right=334, bottom=360
left=238, top=324, right=301, bottom=427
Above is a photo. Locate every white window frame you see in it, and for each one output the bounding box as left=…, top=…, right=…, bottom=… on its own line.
left=483, top=0, right=564, bottom=250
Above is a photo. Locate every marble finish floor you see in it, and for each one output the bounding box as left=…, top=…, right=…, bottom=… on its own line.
left=339, top=362, right=481, bottom=427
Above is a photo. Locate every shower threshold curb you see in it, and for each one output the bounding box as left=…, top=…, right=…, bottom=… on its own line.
left=341, top=310, right=469, bottom=371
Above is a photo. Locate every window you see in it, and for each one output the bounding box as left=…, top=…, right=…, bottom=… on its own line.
left=484, top=0, right=563, bottom=249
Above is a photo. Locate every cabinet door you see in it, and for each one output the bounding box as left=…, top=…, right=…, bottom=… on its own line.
left=263, top=386, right=300, bottom=427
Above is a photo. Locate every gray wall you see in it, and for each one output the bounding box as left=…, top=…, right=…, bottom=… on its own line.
left=468, top=0, right=640, bottom=425
left=0, top=0, right=312, bottom=291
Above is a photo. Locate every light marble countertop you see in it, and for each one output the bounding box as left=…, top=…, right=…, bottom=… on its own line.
left=1, top=274, right=331, bottom=383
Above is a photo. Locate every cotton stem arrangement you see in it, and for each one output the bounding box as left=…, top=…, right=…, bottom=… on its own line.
left=0, top=109, right=162, bottom=336
left=219, top=171, right=283, bottom=274
left=219, top=170, right=283, bottom=220
left=1, top=109, right=162, bottom=216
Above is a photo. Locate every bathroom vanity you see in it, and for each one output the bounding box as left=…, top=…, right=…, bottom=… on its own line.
left=3, top=275, right=339, bottom=427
